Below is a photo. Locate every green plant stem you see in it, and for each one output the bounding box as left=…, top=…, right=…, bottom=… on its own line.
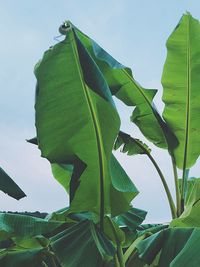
left=181, top=168, right=190, bottom=212
left=117, top=246, right=125, bottom=267
left=107, top=217, right=125, bottom=267
left=171, top=155, right=181, bottom=216
left=128, top=137, right=176, bottom=219
left=124, top=234, right=147, bottom=263
left=147, top=153, right=176, bottom=219
left=114, top=254, right=120, bottom=267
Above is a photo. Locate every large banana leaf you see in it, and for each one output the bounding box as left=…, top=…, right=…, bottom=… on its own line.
left=50, top=220, right=115, bottom=267
left=0, top=167, right=26, bottom=200
left=162, top=13, right=200, bottom=169
left=35, top=27, right=137, bottom=218
left=69, top=23, right=173, bottom=149
left=136, top=227, right=200, bottom=267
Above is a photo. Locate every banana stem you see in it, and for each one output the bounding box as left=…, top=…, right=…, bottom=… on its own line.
left=147, top=153, right=176, bottom=219
left=124, top=234, right=147, bottom=263
left=106, top=217, right=125, bottom=267
left=171, top=155, right=181, bottom=216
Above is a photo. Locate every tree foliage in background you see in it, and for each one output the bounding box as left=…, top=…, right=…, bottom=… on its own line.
left=1, top=12, right=200, bottom=267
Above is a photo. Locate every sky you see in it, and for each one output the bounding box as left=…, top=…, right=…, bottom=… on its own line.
left=0, top=0, right=200, bottom=223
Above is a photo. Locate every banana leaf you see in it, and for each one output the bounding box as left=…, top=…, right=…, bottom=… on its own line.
left=162, top=13, right=200, bottom=169
left=0, top=247, right=48, bottom=267
left=114, top=131, right=151, bottom=156
left=50, top=220, right=115, bottom=267
left=70, top=23, right=174, bottom=149
left=136, top=227, right=200, bottom=267
left=0, top=213, right=64, bottom=242
left=113, top=207, right=147, bottom=231
left=0, top=167, right=26, bottom=200
left=34, top=27, right=138, bottom=217
left=51, top=163, right=73, bottom=194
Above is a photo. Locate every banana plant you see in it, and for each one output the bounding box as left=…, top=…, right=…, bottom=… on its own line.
left=1, top=11, right=200, bottom=267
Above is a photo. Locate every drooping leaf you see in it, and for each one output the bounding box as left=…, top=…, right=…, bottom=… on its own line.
left=68, top=23, right=178, bottom=150
left=113, top=207, right=147, bottom=231
left=137, top=227, right=200, bottom=267
left=109, top=154, right=138, bottom=216
left=114, top=131, right=151, bottom=156
left=0, top=167, right=26, bottom=200
left=162, top=13, right=200, bottom=169
left=50, top=220, right=115, bottom=267
left=35, top=26, right=137, bottom=217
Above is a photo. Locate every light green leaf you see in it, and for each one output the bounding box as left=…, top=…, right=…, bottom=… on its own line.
left=72, top=24, right=177, bottom=150
left=51, top=163, right=73, bottom=194
left=35, top=27, right=137, bottom=217
left=0, top=167, right=26, bottom=200
left=170, top=178, right=200, bottom=227
left=162, top=13, right=200, bottom=169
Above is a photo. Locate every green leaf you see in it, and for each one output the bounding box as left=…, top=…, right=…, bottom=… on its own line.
left=0, top=213, right=63, bottom=241
left=170, top=178, right=200, bottom=227
left=0, top=247, right=47, bottom=267
left=50, top=220, right=115, bottom=267
left=72, top=24, right=176, bottom=149
left=113, top=207, right=147, bottom=232
left=51, top=163, right=73, bottom=194
left=162, top=13, right=200, bottom=169
left=114, top=131, right=151, bottom=156
left=109, top=154, right=138, bottom=216
left=137, top=227, right=200, bottom=267
left=0, top=167, right=26, bottom=200
left=35, top=27, right=137, bottom=217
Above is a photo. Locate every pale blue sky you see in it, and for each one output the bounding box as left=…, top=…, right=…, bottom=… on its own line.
left=0, top=1, right=200, bottom=223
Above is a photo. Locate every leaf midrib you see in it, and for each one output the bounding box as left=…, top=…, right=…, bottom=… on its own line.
left=182, top=16, right=191, bottom=198
left=70, top=30, right=105, bottom=224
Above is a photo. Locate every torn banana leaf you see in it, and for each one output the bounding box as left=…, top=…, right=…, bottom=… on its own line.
left=34, top=26, right=138, bottom=217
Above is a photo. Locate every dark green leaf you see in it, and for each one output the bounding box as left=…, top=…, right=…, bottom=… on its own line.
left=0, top=213, right=63, bottom=241
left=114, top=131, right=151, bottom=156
left=137, top=227, right=200, bottom=267
left=50, top=220, right=115, bottom=267
left=0, top=167, right=26, bottom=200
left=114, top=207, right=147, bottom=231
left=0, top=247, right=47, bottom=267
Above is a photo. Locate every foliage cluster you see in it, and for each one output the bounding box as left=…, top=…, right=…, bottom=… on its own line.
left=1, top=12, right=200, bottom=267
